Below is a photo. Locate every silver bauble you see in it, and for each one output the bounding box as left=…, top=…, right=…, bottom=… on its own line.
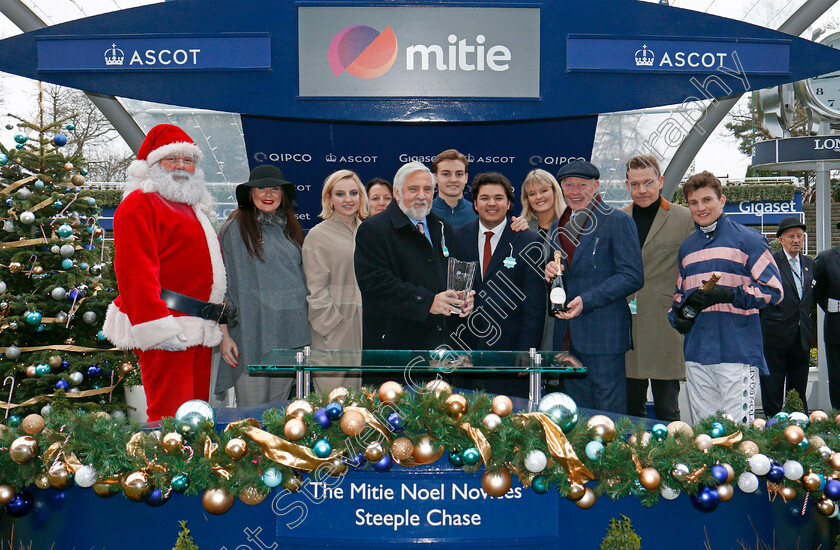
left=69, top=372, right=83, bottom=385
left=82, top=311, right=97, bottom=325
left=59, top=244, right=75, bottom=258
left=8, top=321, right=17, bottom=330
left=51, top=287, right=66, bottom=300
left=74, top=465, right=98, bottom=488
left=50, top=245, right=60, bottom=254
left=4, top=346, right=20, bottom=360
left=19, top=211, right=34, bottom=225
left=672, top=463, right=690, bottom=482
left=16, top=188, right=30, bottom=200
left=40, top=404, right=51, bottom=417
left=175, top=399, right=216, bottom=426
left=3, top=221, right=14, bottom=232
left=55, top=312, right=68, bottom=324
left=537, top=392, right=579, bottom=432
left=68, top=387, right=80, bottom=394
left=0, top=281, right=6, bottom=293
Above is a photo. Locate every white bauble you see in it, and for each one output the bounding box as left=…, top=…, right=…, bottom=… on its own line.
left=783, top=460, right=804, bottom=481
left=660, top=485, right=680, bottom=500
left=748, top=454, right=771, bottom=476
left=74, top=465, right=98, bottom=488
left=524, top=450, right=547, bottom=473
left=737, top=472, right=759, bottom=493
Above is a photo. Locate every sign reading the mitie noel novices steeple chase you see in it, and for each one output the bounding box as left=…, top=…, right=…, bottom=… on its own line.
left=298, top=6, right=540, bottom=98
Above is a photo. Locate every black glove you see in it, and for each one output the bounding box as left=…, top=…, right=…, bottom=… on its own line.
left=673, top=315, right=695, bottom=334
left=689, top=286, right=735, bottom=310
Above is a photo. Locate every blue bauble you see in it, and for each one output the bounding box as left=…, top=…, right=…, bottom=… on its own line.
left=462, top=447, right=481, bottom=466
left=60, top=360, right=70, bottom=370
left=775, top=411, right=790, bottom=422
left=52, top=133, right=67, bottom=147
left=25, top=311, right=42, bottom=325
left=313, top=439, right=332, bottom=458
left=97, top=331, right=106, bottom=341
left=261, top=468, right=282, bottom=488
left=818, top=473, right=827, bottom=491
left=65, top=123, right=75, bottom=131
left=86, top=365, right=102, bottom=378
left=531, top=475, right=549, bottom=494
left=347, top=452, right=367, bottom=471
left=710, top=464, right=728, bottom=485
left=690, top=486, right=720, bottom=513
left=766, top=417, right=778, bottom=428
left=79, top=168, right=87, bottom=176
left=67, top=289, right=79, bottom=301
left=824, top=479, right=840, bottom=500
left=325, top=402, right=343, bottom=420
left=5, top=489, right=34, bottom=517
left=537, top=392, right=579, bottom=432
left=5, top=198, right=11, bottom=206
left=53, top=200, right=63, bottom=209
left=55, top=380, right=69, bottom=391
left=171, top=473, right=189, bottom=493
left=57, top=224, right=73, bottom=238
left=13, top=133, right=27, bottom=144
left=709, top=422, right=725, bottom=438
left=14, top=143, right=24, bottom=150
left=35, top=365, right=50, bottom=376
left=34, top=180, right=43, bottom=189
left=313, top=408, right=331, bottom=428
left=144, top=488, right=169, bottom=507
left=767, top=464, right=785, bottom=483
left=585, top=440, right=605, bottom=460
left=86, top=197, right=96, bottom=206
left=387, top=411, right=406, bottom=433
left=797, top=438, right=809, bottom=451
left=372, top=455, right=393, bottom=472
left=448, top=452, right=464, bottom=467
left=61, top=259, right=73, bottom=270
left=651, top=423, right=668, bottom=441
left=0, top=153, right=8, bottom=165
left=7, top=414, right=21, bottom=427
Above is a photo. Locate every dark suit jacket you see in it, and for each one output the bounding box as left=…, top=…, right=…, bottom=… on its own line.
left=553, top=202, right=644, bottom=355
left=354, top=201, right=457, bottom=350
left=454, top=220, right=546, bottom=351
left=815, top=245, right=840, bottom=343
left=760, top=249, right=814, bottom=351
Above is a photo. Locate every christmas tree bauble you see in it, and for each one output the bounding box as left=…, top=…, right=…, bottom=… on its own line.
left=19, top=211, right=34, bottom=225
left=52, top=133, right=67, bottom=147
left=57, top=224, right=73, bottom=238
left=51, top=287, right=66, bottom=300
left=60, top=244, right=75, bottom=257
left=0, top=154, right=8, bottom=165
left=13, top=133, right=27, bottom=144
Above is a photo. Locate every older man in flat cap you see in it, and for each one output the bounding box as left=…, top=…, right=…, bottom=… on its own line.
left=545, top=160, right=644, bottom=414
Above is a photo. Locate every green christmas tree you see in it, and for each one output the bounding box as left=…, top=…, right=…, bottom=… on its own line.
left=601, top=515, right=641, bottom=550
left=0, top=84, right=134, bottom=423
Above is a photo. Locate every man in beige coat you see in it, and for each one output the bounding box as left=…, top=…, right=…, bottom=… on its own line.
left=622, top=155, right=694, bottom=421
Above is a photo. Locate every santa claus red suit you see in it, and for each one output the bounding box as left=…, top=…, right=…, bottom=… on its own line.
left=103, top=124, right=225, bottom=421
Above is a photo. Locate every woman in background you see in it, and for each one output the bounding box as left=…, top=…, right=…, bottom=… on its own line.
left=302, top=169, right=369, bottom=391
left=365, top=177, right=393, bottom=216
left=216, top=165, right=309, bottom=406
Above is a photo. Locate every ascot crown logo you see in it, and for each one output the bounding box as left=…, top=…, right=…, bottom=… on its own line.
left=329, top=25, right=398, bottom=79
left=635, top=44, right=654, bottom=67
left=104, top=43, right=125, bottom=66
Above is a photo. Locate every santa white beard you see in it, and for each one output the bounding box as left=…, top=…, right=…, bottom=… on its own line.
left=149, top=164, right=207, bottom=206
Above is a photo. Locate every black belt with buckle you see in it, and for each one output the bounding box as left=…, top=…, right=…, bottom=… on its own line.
left=160, top=289, right=227, bottom=323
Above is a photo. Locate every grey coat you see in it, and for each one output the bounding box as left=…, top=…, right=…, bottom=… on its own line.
left=214, top=213, right=310, bottom=393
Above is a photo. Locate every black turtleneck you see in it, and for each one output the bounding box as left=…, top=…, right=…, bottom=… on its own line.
left=631, top=197, right=661, bottom=246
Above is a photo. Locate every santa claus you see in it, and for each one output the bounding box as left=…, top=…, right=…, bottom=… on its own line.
left=103, top=124, right=226, bottom=421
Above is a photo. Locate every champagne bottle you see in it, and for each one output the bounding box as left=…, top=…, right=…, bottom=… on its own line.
left=677, top=272, right=722, bottom=320
left=549, top=250, right=567, bottom=315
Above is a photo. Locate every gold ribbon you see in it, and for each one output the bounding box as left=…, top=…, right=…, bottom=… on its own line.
left=0, top=381, right=123, bottom=410
left=241, top=425, right=338, bottom=472
left=29, top=197, right=55, bottom=213
left=126, top=431, right=146, bottom=461
left=618, top=442, right=643, bottom=473
left=43, top=442, right=83, bottom=474
left=0, top=237, right=48, bottom=250
left=1, top=175, right=38, bottom=195
left=0, top=344, right=121, bottom=353
left=712, top=430, right=743, bottom=447
left=346, top=406, right=394, bottom=441
left=460, top=422, right=492, bottom=465
left=202, top=434, right=232, bottom=480
left=518, top=412, right=595, bottom=484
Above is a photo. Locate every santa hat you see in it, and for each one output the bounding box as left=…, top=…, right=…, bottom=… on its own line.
left=127, top=124, right=202, bottom=181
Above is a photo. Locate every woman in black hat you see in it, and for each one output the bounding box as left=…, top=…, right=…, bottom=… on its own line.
left=215, top=165, right=309, bottom=407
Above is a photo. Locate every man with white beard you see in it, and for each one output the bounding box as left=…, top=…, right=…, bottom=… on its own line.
left=355, top=161, right=473, bottom=355
left=103, top=124, right=226, bottom=421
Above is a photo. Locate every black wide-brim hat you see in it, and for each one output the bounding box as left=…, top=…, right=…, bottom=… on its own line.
left=776, top=216, right=806, bottom=237
left=235, top=165, right=295, bottom=209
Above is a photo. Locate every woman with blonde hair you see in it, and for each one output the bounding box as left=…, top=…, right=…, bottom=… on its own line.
left=302, top=169, right=369, bottom=391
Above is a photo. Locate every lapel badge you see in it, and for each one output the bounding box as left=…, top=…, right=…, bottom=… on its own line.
left=503, top=243, right=516, bottom=269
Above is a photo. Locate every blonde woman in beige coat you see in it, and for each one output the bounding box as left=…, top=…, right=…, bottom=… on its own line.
left=302, top=169, right=369, bottom=392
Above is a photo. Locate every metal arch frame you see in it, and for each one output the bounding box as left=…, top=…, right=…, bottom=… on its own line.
left=0, top=0, right=146, bottom=152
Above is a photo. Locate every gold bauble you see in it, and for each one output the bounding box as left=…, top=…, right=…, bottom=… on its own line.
left=93, top=481, right=119, bottom=498
left=283, top=418, right=307, bottom=441
left=444, top=394, right=468, bottom=420
left=424, top=379, right=452, bottom=398
left=364, top=441, right=385, bottom=462
left=339, top=410, right=366, bottom=436
left=31, top=266, right=43, bottom=276
left=391, top=437, right=414, bottom=461
left=34, top=472, right=50, bottom=490
left=694, top=434, right=713, bottom=452
left=69, top=216, right=81, bottom=229
left=25, top=365, right=37, bottom=378
left=639, top=467, right=661, bottom=490
left=811, top=436, right=827, bottom=449
left=9, top=435, right=38, bottom=464
left=830, top=453, right=840, bottom=471
left=119, top=362, right=135, bottom=376
left=784, top=425, right=805, bottom=445
left=666, top=421, right=694, bottom=438
left=378, top=381, right=404, bottom=405
left=0, top=484, right=15, bottom=504
left=574, top=487, right=596, bottom=509
left=482, top=413, right=502, bottom=431
left=627, top=434, right=637, bottom=445
left=723, top=463, right=735, bottom=483
left=491, top=395, right=513, bottom=417
left=8, top=262, right=22, bottom=273
left=752, top=418, right=767, bottom=431
left=327, top=386, right=350, bottom=405
left=717, top=483, right=734, bottom=502
left=203, top=488, right=234, bottom=515
left=811, top=410, right=830, bottom=423
left=225, top=438, right=248, bottom=460
left=328, top=457, right=348, bottom=477
left=47, top=462, right=71, bottom=489
left=586, top=415, right=616, bottom=442
left=21, top=414, right=44, bottom=435
left=282, top=473, right=303, bottom=492
left=481, top=468, right=512, bottom=498
left=285, top=399, right=314, bottom=418
left=63, top=162, right=74, bottom=171
left=738, top=440, right=760, bottom=457
left=238, top=485, right=267, bottom=506
left=803, top=472, right=822, bottom=492
left=162, top=432, right=185, bottom=453
left=71, top=174, right=85, bottom=186
left=120, top=471, right=151, bottom=502
left=639, top=432, right=652, bottom=447
left=412, top=435, right=439, bottom=464
left=818, top=498, right=836, bottom=516
left=781, top=486, right=797, bottom=501
left=47, top=355, right=62, bottom=369
left=91, top=411, right=111, bottom=421
left=567, top=482, right=586, bottom=501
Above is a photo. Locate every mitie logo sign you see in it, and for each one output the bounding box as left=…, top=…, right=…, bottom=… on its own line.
left=300, top=6, right=538, bottom=97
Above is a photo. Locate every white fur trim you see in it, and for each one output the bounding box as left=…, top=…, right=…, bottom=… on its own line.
left=103, top=303, right=222, bottom=350
left=145, top=141, right=202, bottom=166
left=193, top=204, right=226, bottom=302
